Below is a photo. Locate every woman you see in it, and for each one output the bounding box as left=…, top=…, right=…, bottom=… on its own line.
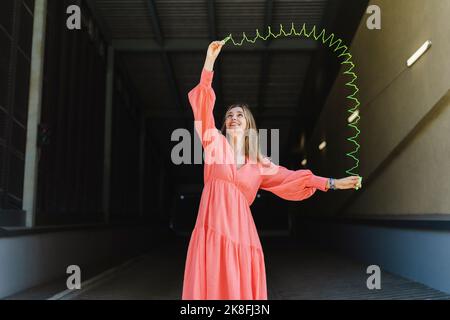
left=182, top=40, right=362, bottom=300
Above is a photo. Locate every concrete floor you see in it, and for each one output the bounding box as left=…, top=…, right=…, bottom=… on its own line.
left=65, top=237, right=450, bottom=300
left=263, top=238, right=450, bottom=300
left=7, top=236, right=449, bottom=300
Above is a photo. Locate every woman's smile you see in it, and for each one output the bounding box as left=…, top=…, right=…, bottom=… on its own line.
left=225, top=106, right=247, bottom=131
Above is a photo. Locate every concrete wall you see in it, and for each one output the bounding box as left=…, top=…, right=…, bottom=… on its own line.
left=0, top=225, right=162, bottom=299
left=306, top=0, right=450, bottom=217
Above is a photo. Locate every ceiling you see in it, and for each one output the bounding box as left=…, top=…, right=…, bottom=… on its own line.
left=88, top=0, right=368, bottom=189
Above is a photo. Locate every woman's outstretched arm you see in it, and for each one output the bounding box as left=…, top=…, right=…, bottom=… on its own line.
left=259, top=160, right=329, bottom=201
left=259, top=159, right=362, bottom=201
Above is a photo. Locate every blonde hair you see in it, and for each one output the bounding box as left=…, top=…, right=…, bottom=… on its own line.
left=220, top=103, right=267, bottom=164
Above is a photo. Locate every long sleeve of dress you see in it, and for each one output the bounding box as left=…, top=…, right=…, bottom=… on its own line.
left=259, top=160, right=329, bottom=201
left=188, top=68, right=217, bottom=149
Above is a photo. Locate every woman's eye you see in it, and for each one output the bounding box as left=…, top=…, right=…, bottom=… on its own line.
left=238, top=114, right=243, bottom=117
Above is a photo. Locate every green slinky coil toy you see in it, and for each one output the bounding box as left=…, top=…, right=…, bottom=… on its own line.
left=222, top=23, right=362, bottom=189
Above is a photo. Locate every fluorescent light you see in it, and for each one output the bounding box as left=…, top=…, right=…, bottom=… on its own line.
left=301, top=159, right=307, bottom=166
left=348, top=110, right=359, bottom=123
left=318, top=141, right=327, bottom=151
left=407, top=40, right=432, bottom=67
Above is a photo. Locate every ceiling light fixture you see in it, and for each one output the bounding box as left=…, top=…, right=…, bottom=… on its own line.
left=407, top=40, right=432, bottom=67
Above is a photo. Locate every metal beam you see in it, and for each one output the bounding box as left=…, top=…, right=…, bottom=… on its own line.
left=102, top=46, right=114, bottom=223
left=115, top=55, right=145, bottom=115
left=161, top=52, right=186, bottom=116
left=138, top=117, right=146, bottom=218
left=146, top=0, right=163, bottom=45
left=146, top=0, right=190, bottom=123
left=85, top=0, right=112, bottom=43
left=113, top=38, right=318, bottom=52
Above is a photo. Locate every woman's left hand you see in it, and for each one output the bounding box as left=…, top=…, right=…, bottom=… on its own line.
left=335, top=176, right=362, bottom=190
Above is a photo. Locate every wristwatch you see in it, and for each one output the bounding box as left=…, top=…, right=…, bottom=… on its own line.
left=329, top=178, right=336, bottom=190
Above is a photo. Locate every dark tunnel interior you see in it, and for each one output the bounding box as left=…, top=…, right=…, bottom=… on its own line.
left=1, top=0, right=450, bottom=302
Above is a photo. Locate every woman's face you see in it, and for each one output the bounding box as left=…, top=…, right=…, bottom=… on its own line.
left=225, top=107, right=247, bottom=136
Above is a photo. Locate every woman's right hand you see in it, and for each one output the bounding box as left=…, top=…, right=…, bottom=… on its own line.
left=206, top=40, right=225, bottom=62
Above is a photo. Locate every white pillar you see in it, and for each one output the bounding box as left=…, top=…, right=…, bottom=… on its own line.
left=23, top=0, right=47, bottom=227
left=102, top=46, right=114, bottom=223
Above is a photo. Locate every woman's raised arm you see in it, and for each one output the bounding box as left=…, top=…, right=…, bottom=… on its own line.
left=187, top=41, right=225, bottom=149
left=203, top=40, right=225, bottom=71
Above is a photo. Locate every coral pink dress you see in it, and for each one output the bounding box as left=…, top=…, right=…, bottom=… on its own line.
left=182, top=68, right=329, bottom=300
